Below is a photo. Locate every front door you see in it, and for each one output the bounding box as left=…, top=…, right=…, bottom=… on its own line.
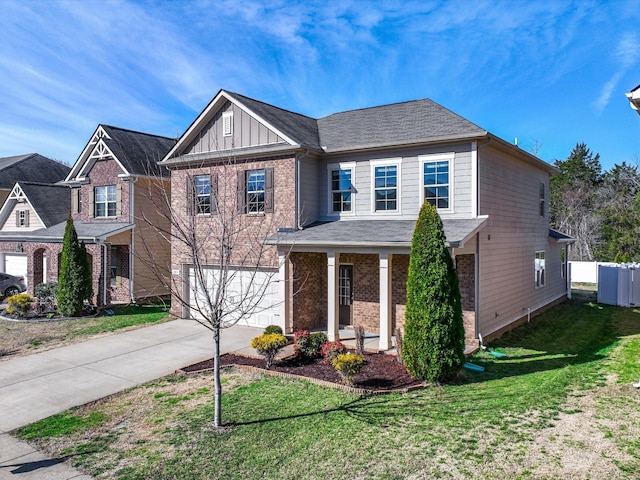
left=338, top=265, right=353, bottom=326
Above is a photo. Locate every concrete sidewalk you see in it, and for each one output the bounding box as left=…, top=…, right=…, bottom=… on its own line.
left=0, top=319, right=260, bottom=479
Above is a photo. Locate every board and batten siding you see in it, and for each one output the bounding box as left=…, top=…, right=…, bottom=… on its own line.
left=185, top=101, right=288, bottom=154
left=0, top=202, right=44, bottom=232
left=317, top=142, right=474, bottom=222
left=477, top=144, right=566, bottom=337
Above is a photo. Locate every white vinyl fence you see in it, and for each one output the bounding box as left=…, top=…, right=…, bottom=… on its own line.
left=597, top=263, right=640, bottom=307
left=569, top=261, right=616, bottom=284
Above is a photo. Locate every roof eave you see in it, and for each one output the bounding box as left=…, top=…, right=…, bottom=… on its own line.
left=321, top=132, right=488, bottom=156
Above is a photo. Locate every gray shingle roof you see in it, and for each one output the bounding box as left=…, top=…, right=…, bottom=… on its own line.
left=0, top=154, right=70, bottom=189
left=265, top=217, right=488, bottom=248
left=0, top=220, right=133, bottom=243
left=101, top=126, right=176, bottom=176
left=18, top=182, right=70, bottom=227
left=225, top=91, right=321, bottom=150
left=317, top=99, right=487, bottom=153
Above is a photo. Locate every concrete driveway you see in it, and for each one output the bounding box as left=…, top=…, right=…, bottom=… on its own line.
left=0, top=319, right=260, bottom=479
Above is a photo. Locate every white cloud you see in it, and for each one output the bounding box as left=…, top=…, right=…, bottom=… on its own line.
left=594, top=33, right=640, bottom=112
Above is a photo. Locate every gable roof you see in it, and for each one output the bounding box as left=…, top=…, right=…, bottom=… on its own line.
left=66, top=125, right=176, bottom=182
left=224, top=91, right=321, bottom=150
left=161, top=90, right=554, bottom=173
left=0, top=181, right=70, bottom=231
left=19, top=182, right=71, bottom=227
left=162, top=91, right=489, bottom=165
left=317, top=99, right=487, bottom=153
left=0, top=153, right=70, bottom=189
left=100, top=125, right=177, bottom=176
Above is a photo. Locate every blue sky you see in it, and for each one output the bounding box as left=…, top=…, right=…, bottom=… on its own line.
left=1, top=0, right=639, bottom=171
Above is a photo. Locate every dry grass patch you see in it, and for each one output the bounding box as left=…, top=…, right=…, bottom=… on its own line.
left=0, top=304, right=170, bottom=360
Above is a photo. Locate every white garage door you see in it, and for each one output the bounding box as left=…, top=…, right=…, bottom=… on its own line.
left=187, top=266, right=280, bottom=328
left=4, top=254, right=27, bottom=285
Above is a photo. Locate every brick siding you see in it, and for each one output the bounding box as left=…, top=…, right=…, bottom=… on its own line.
left=169, top=156, right=297, bottom=318
left=291, top=252, right=327, bottom=330
left=456, top=254, right=477, bottom=344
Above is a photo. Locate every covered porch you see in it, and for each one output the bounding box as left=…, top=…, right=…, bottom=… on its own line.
left=267, top=218, right=487, bottom=351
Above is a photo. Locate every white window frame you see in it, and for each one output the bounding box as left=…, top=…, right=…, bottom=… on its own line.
left=370, top=158, right=402, bottom=214
left=539, top=181, right=546, bottom=217
left=535, top=250, right=546, bottom=288
left=18, top=210, right=26, bottom=227
left=327, top=162, right=356, bottom=216
left=194, top=175, right=212, bottom=215
left=223, top=112, right=233, bottom=137
left=246, top=169, right=266, bottom=213
left=420, top=153, right=454, bottom=213
left=94, top=185, right=117, bottom=218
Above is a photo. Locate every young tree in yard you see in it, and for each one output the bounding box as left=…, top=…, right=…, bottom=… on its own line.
left=402, top=201, right=465, bottom=383
left=136, top=157, right=290, bottom=428
left=57, top=215, right=92, bottom=316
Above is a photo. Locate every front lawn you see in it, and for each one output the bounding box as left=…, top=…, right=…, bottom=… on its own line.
left=14, top=299, right=640, bottom=479
left=0, top=304, right=171, bottom=360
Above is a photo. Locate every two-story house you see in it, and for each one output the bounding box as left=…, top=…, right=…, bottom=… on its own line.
left=161, top=90, right=572, bottom=349
left=0, top=154, right=70, bottom=279
left=0, top=125, right=176, bottom=305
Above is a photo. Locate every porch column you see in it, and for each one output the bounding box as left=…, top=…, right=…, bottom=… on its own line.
left=379, top=253, right=392, bottom=350
left=327, top=251, right=340, bottom=341
left=278, top=251, right=290, bottom=333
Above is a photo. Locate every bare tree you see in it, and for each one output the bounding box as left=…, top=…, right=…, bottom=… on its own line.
left=134, top=155, right=293, bottom=428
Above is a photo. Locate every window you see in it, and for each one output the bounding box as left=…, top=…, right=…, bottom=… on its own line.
left=75, top=189, right=82, bottom=214
left=539, top=182, right=546, bottom=217
left=331, top=168, right=353, bottom=213
left=561, top=249, right=566, bottom=279
left=371, top=159, right=401, bottom=213
left=94, top=185, right=117, bottom=217
left=237, top=168, right=273, bottom=214
left=423, top=158, right=450, bottom=209
left=194, top=175, right=212, bottom=214
left=246, top=169, right=265, bottom=213
left=535, top=251, right=545, bottom=288
left=223, top=112, right=233, bottom=137
left=16, top=210, right=28, bottom=227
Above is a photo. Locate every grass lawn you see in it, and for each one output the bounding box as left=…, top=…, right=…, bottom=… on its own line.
left=14, top=298, right=640, bottom=479
left=0, top=304, right=171, bottom=360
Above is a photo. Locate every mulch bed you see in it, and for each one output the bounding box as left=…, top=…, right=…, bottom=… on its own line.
left=182, top=351, right=425, bottom=393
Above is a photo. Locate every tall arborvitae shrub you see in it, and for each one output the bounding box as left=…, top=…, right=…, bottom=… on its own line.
left=402, top=201, right=465, bottom=382
left=57, top=216, right=92, bottom=316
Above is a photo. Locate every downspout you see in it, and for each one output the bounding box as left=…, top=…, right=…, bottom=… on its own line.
left=475, top=232, right=480, bottom=340
left=296, top=153, right=300, bottom=229
left=129, top=176, right=138, bottom=303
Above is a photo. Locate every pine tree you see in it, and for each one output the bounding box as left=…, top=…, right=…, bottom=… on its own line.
left=402, top=201, right=465, bottom=382
left=57, top=216, right=92, bottom=316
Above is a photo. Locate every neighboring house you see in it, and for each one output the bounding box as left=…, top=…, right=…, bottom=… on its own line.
left=0, top=153, right=70, bottom=211
left=160, top=89, right=572, bottom=348
left=0, top=125, right=176, bottom=305
left=0, top=182, right=70, bottom=284
left=626, top=84, right=640, bottom=114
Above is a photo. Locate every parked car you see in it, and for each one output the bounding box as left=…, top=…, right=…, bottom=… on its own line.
left=0, top=272, right=27, bottom=298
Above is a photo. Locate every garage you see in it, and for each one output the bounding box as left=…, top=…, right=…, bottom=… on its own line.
left=187, top=266, right=280, bottom=328
left=3, top=253, right=27, bottom=286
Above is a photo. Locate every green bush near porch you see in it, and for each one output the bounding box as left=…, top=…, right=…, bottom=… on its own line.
left=402, top=201, right=465, bottom=382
